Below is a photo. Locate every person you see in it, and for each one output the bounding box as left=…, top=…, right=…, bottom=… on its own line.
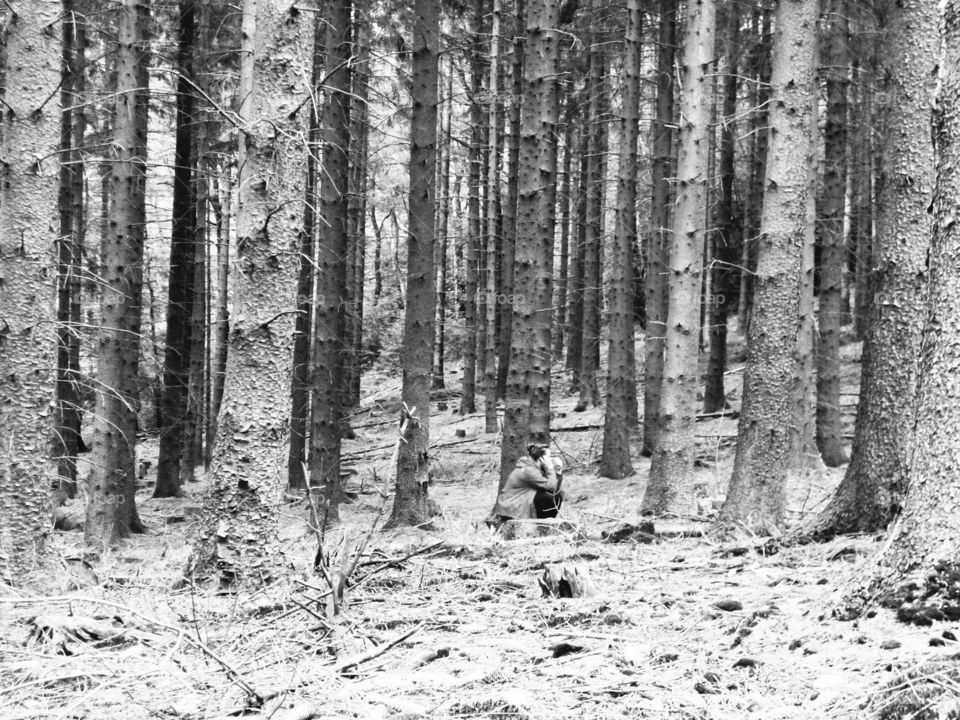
left=487, top=444, right=565, bottom=526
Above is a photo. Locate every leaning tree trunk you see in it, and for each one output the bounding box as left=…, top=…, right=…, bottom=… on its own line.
left=642, top=0, right=677, bottom=456
left=0, top=0, right=60, bottom=581
left=719, top=0, right=819, bottom=534
left=85, top=0, right=149, bottom=548
left=310, top=0, right=352, bottom=523
left=642, top=0, right=715, bottom=516
left=155, top=0, right=198, bottom=499
left=838, top=2, right=960, bottom=617
left=815, top=0, right=851, bottom=468
left=188, top=0, right=310, bottom=587
left=802, top=0, right=935, bottom=538
left=599, top=0, right=641, bottom=480
left=385, top=0, right=440, bottom=528
left=498, top=0, right=560, bottom=487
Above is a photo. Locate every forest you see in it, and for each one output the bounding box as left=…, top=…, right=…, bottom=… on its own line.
left=2, top=0, right=960, bottom=717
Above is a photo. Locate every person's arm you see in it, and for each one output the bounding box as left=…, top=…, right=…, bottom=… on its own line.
left=519, top=460, right=558, bottom=491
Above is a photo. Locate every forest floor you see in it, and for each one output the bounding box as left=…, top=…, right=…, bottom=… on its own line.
left=1, top=336, right=953, bottom=720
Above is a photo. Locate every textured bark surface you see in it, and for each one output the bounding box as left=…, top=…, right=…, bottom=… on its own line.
left=499, top=0, right=559, bottom=486
left=483, top=0, right=501, bottom=434
left=189, top=0, right=310, bottom=586
left=155, top=0, right=198, bottom=499
left=840, top=4, right=960, bottom=614
left=719, top=0, right=818, bottom=534
left=348, top=43, right=369, bottom=409
left=815, top=0, right=850, bottom=468
left=85, top=0, right=149, bottom=547
left=310, top=0, right=351, bottom=521
left=642, top=0, right=715, bottom=516
left=385, top=0, right=439, bottom=528
left=642, top=0, right=676, bottom=457
left=599, top=0, right=640, bottom=480
left=806, top=0, right=935, bottom=538
left=0, top=0, right=60, bottom=581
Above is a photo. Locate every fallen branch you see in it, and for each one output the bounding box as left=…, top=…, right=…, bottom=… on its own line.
left=333, top=622, right=425, bottom=673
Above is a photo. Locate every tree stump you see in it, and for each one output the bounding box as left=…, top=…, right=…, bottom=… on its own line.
left=539, top=563, right=599, bottom=598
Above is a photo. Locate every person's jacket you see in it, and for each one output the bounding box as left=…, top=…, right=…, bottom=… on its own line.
left=489, top=455, right=558, bottom=520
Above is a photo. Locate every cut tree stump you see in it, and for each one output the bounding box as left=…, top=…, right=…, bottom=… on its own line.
left=499, top=519, right=578, bottom=540
left=539, top=563, right=599, bottom=598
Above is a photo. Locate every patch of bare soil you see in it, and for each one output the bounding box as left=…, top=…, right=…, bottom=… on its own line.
left=1, top=346, right=948, bottom=720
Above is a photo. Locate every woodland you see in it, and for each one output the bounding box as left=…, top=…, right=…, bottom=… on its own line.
left=3, top=0, right=960, bottom=717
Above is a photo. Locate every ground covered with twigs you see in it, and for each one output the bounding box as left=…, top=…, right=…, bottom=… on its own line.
left=2, top=345, right=956, bottom=719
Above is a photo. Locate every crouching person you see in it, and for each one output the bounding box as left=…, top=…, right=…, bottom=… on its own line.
left=486, top=443, right=564, bottom=527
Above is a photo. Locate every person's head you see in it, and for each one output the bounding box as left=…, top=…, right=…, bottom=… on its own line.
left=527, top=443, right=548, bottom=461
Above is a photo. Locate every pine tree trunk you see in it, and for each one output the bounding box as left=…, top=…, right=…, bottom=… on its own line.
left=719, top=0, right=819, bottom=534
left=553, top=99, right=573, bottom=362
left=815, top=0, right=851, bottom=467
left=483, top=0, right=502, bottom=434
left=643, top=0, right=715, bottom=516
left=349, top=44, right=369, bottom=409
left=565, top=100, right=588, bottom=378
left=434, top=69, right=453, bottom=391
left=85, top=0, right=149, bottom=547
left=599, top=0, right=641, bottom=480
left=498, top=0, right=560, bottom=486
left=310, top=0, right=352, bottom=522
left=642, top=0, right=676, bottom=456
left=0, top=0, right=60, bottom=581
left=702, top=2, right=739, bottom=415
left=385, top=0, right=439, bottom=528
left=371, top=204, right=383, bottom=304
left=804, top=0, right=935, bottom=538
left=189, top=0, right=310, bottom=586
left=155, top=0, right=197, bottom=498
left=207, top=167, right=231, bottom=451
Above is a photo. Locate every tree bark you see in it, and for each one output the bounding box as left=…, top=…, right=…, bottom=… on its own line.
left=642, top=0, right=715, bottom=516
left=483, top=0, right=502, bottom=434
left=0, top=0, right=60, bottom=581
left=189, top=0, right=310, bottom=586
left=719, top=0, right=819, bottom=534
left=598, top=0, right=641, bottom=480
left=434, top=68, right=453, bottom=391
left=385, top=0, right=439, bottom=528
left=349, top=42, right=370, bottom=409
left=85, top=0, right=149, bottom=547
left=208, top=167, right=232, bottom=452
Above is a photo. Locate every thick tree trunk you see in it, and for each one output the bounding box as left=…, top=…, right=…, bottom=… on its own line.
left=642, top=0, right=676, bottom=457
left=85, top=0, right=149, bottom=547
left=642, top=0, right=715, bottom=515
left=155, top=0, right=197, bottom=498
left=188, top=0, right=310, bottom=586
left=385, top=0, right=439, bottom=528
left=815, top=0, right=851, bottom=468
left=310, top=0, right=352, bottom=522
left=719, top=0, right=819, bottom=534
left=0, top=0, right=60, bottom=581
left=804, top=0, right=935, bottom=538
left=498, top=0, right=559, bottom=486
left=599, top=0, right=641, bottom=480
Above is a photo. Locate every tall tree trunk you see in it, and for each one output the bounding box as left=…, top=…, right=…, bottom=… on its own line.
left=349, top=41, right=370, bottom=409
left=719, top=0, right=819, bottom=534
left=483, top=0, right=502, bottom=433
left=56, top=1, right=86, bottom=501
left=702, top=2, right=739, bottom=415
left=207, top=167, right=231, bottom=451
left=815, top=0, right=851, bottom=467
left=552, top=97, right=574, bottom=362
left=385, top=0, right=439, bottom=528
left=0, top=0, right=60, bottom=581
left=434, top=68, right=453, bottom=391
left=599, top=0, right=641, bottom=479
left=287, top=14, right=322, bottom=491
left=642, top=0, right=677, bottom=456
left=310, top=0, right=352, bottom=523
left=85, top=0, right=149, bottom=547
left=642, top=0, right=715, bottom=515
left=803, top=0, right=935, bottom=538
left=565, top=85, right=588, bottom=378
left=498, top=0, right=560, bottom=486
left=155, top=0, right=197, bottom=498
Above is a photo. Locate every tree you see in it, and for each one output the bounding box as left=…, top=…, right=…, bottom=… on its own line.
left=311, top=0, right=352, bottom=521
left=0, top=0, right=61, bottom=581
left=839, top=0, right=960, bottom=615
left=155, top=0, right=198, bottom=499
left=803, top=0, right=935, bottom=537
left=719, top=0, right=819, bottom=534
left=599, top=0, right=641, bottom=480
left=189, top=0, right=310, bottom=586
left=385, top=0, right=440, bottom=528
left=642, top=0, right=715, bottom=515
left=85, top=0, right=150, bottom=547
